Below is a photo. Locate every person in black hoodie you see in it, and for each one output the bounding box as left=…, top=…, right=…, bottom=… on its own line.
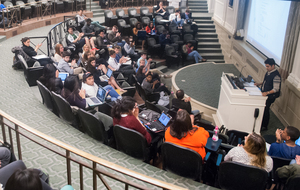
left=21, top=37, right=43, bottom=67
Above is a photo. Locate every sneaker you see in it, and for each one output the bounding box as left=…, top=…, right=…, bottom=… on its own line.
left=201, top=58, right=207, bottom=62
left=92, top=48, right=99, bottom=51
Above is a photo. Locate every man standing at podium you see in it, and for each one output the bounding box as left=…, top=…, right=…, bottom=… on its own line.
left=255, top=58, right=281, bottom=131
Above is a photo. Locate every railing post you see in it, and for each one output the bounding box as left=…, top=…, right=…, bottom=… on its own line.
left=15, top=124, right=22, bottom=160
left=93, top=162, right=97, bottom=190
left=80, top=165, right=84, bottom=190
left=66, top=150, right=72, bottom=185
left=0, top=115, right=7, bottom=142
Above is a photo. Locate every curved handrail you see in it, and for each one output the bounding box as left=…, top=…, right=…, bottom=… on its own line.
left=0, top=109, right=187, bottom=190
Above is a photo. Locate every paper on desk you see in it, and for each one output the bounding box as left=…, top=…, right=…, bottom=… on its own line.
left=243, top=82, right=255, bottom=87
left=33, top=55, right=49, bottom=59
left=245, top=87, right=262, bottom=96
left=122, top=59, right=132, bottom=65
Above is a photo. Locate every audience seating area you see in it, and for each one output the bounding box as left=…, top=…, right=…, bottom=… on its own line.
left=3, top=1, right=300, bottom=190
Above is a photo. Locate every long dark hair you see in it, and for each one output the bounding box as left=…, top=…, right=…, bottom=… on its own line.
left=21, top=37, right=30, bottom=45
left=5, top=169, right=42, bottom=190
left=170, top=110, right=198, bottom=139
left=111, top=97, right=136, bottom=120
left=61, top=75, right=80, bottom=100
left=39, top=64, right=57, bottom=91
left=85, top=57, right=97, bottom=74
left=136, top=65, right=145, bottom=76
left=136, top=22, right=142, bottom=30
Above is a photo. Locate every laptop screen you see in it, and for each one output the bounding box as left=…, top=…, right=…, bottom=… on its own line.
left=59, top=73, right=69, bottom=82
left=106, top=68, right=113, bottom=78
left=96, top=87, right=107, bottom=102
left=158, top=112, right=171, bottom=127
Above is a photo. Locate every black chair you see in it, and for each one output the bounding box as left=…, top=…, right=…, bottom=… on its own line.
left=169, top=24, right=181, bottom=36
left=136, top=81, right=160, bottom=103
left=218, top=161, right=269, bottom=190
left=114, top=125, right=152, bottom=162
left=183, top=23, right=194, bottom=34
left=145, top=100, right=162, bottom=114
left=156, top=24, right=165, bottom=35
left=17, top=55, right=44, bottom=87
left=219, top=143, right=235, bottom=154
left=129, top=17, right=138, bottom=28
left=128, top=7, right=140, bottom=21
left=284, top=174, right=300, bottom=190
left=104, top=10, right=118, bottom=27
left=147, top=37, right=161, bottom=58
left=52, top=0, right=64, bottom=14
left=51, top=92, right=82, bottom=131
left=28, top=0, right=38, bottom=18
left=207, top=130, right=229, bottom=144
left=63, top=0, right=73, bottom=12
left=77, top=109, right=109, bottom=145
left=155, top=15, right=164, bottom=26
left=161, top=142, right=204, bottom=181
left=270, top=156, right=293, bottom=189
left=116, top=9, right=129, bottom=23
left=16, top=1, right=31, bottom=20
left=183, top=34, right=198, bottom=50
left=166, top=6, right=175, bottom=15
left=117, top=19, right=131, bottom=36
left=226, top=130, right=249, bottom=146
left=141, top=16, right=150, bottom=27
left=36, top=81, right=59, bottom=116
left=165, top=45, right=180, bottom=67
left=171, top=34, right=184, bottom=52
left=140, top=7, right=152, bottom=20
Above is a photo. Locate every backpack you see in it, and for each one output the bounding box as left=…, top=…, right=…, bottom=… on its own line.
left=0, top=142, right=17, bottom=163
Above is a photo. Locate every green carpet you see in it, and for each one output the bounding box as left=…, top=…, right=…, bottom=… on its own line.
left=175, top=63, right=240, bottom=108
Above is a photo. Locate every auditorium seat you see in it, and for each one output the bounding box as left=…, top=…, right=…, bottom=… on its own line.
left=17, top=55, right=44, bottom=87
left=37, top=81, right=59, bottom=116
left=75, top=0, right=85, bottom=11
left=3, top=1, right=13, bottom=8
left=171, top=35, right=184, bottom=52
left=51, top=92, right=83, bottom=131
left=63, top=0, right=73, bottom=12
left=77, top=109, right=109, bottom=145
left=218, top=161, right=268, bottom=190
left=269, top=156, right=292, bottom=189
left=183, top=34, right=198, bottom=50
left=146, top=38, right=162, bottom=61
left=16, top=1, right=31, bottom=20
left=226, top=130, right=249, bottom=146
left=161, top=142, right=207, bottom=181
left=182, top=24, right=194, bottom=36
left=52, top=0, right=64, bottom=14
left=28, top=0, right=38, bottom=18
left=117, top=19, right=131, bottom=37
left=155, top=15, right=164, bottom=26
left=166, top=6, right=175, bottom=15
left=155, top=25, right=165, bottom=35
left=104, top=10, right=118, bottom=27
left=114, top=125, right=153, bottom=163
left=141, top=16, right=150, bottom=27
left=165, top=45, right=180, bottom=67
left=129, top=17, right=138, bottom=28
left=140, top=7, right=152, bottom=20
left=128, top=7, right=140, bottom=21
left=179, top=7, right=192, bottom=18
left=116, top=8, right=129, bottom=23
left=169, top=24, right=181, bottom=36
left=135, top=80, right=160, bottom=103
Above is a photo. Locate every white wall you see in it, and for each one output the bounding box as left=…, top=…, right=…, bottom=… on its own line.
left=207, top=0, right=216, bottom=13
left=213, top=0, right=239, bottom=34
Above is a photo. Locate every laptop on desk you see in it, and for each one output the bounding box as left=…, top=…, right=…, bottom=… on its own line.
left=141, top=112, right=172, bottom=133
left=85, top=86, right=107, bottom=107
left=99, top=68, right=113, bottom=81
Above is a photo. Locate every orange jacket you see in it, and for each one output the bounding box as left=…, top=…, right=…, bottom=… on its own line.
left=165, top=126, right=209, bottom=160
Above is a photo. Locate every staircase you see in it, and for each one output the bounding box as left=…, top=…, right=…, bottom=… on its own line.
left=188, top=0, right=225, bottom=63
left=86, top=1, right=104, bottom=18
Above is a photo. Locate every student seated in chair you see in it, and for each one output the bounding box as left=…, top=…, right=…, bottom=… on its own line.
left=225, top=132, right=273, bottom=172
left=57, top=51, right=83, bottom=76
left=172, top=89, right=193, bottom=114
left=132, top=22, right=146, bottom=50
left=0, top=147, right=11, bottom=169
left=66, top=27, right=89, bottom=53
left=108, top=25, right=125, bottom=47
left=268, top=126, right=300, bottom=159
left=141, top=73, right=170, bottom=95
left=169, top=10, right=184, bottom=28
left=38, top=64, right=63, bottom=94
left=108, top=50, right=135, bottom=77
left=81, top=19, right=99, bottom=51
left=165, top=109, right=209, bottom=160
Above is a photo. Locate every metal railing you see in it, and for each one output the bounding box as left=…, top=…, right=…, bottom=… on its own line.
left=0, top=109, right=187, bottom=190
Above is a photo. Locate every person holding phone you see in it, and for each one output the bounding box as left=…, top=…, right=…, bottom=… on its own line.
left=57, top=51, right=83, bottom=76
left=182, top=42, right=206, bottom=63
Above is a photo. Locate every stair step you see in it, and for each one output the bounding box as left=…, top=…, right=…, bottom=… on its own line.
left=197, top=32, right=218, bottom=38
left=198, top=28, right=216, bottom=33
left=86, top=2, right=99, bottom=6
left=197, top=38, right=219, bottom=42
left=188, top=3, right=208, bottom=6
left=191, top=10, right=209, bottom=13
left=156, top=65, right=168, bottom=73
left=200, top=53, right=224, bottom=59
left=197, top=23, right=215, bottom=28
left=93, top=13, right=104, bottom=18
left=197, top=48, right=222, bottom=53
left=194, top=19, right=213, bottom=24
left=192, top=16, right=212, bottom=20
left=92, top=9, right=103, bottom=14
left=206, top=59, right=225, bottom=63
left=190, top=6, right=209, bottom=9
left=198, top=42, right=221, bottom=48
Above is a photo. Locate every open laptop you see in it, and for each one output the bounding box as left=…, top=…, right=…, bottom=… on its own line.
left=58, top=72, right=69, bottom=82
left=142, top=112, right=172, bottom=132
left=85, top=86, right=107, bottom=107
left=99, top=68, right=113, bottom=81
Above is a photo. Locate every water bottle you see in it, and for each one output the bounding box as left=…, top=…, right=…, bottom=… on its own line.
left=153, top=18, right=155, bottom=26
left=212, top=126, right=219, bottom=142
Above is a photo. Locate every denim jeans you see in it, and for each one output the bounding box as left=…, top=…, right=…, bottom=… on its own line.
left=188, top=50, right=203, bottom=63
left=103, top=85, right=121, bottom=101
left=172, top=19, right=184, bottom=27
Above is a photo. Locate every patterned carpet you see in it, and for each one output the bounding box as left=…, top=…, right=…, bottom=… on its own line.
left=0, top=21, right=218, bottom=190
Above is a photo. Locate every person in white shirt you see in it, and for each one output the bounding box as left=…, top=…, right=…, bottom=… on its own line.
left=169, top=10, right=184, bottom=28
left=108, top=49, right=135, bottom=77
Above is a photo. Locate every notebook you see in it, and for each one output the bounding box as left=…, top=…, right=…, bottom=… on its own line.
left=99, top=68, right=113, bottom=81
left=58, top=72, right=69, bottom=82
left=85, top=86, right=107, bottom=106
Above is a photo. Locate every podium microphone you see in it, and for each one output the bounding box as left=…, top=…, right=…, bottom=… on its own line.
left=252, top=108, right=259, bottom=132
left=239, top=65, right=247, bottom=78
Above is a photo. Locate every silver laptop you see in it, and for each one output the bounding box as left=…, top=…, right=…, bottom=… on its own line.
left=85, top=86, right=107, bottom=106
left=100, top=68, right=113, bottom=81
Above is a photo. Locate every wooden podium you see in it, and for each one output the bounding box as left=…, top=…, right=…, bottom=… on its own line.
left=215, top=73, right=267, bottom=134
